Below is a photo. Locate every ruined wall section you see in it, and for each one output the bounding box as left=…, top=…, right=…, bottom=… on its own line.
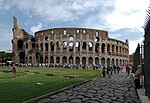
left=34, top=28, right=129, bottom=66
left=12, top=17, right=129, bottom=66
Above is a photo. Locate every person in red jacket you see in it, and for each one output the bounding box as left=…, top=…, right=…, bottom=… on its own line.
left=12, top=64, right=16, bottom=73
left=126, top=65, right=131, bottom=75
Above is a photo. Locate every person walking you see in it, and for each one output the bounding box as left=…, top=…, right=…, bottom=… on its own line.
left=102, top=66, right=106, bottom=77
left=134, top=65, right=142, bottom=89
left=126, top=65, right=131, bottom=75
left=106, top=65, right=110, bottom=78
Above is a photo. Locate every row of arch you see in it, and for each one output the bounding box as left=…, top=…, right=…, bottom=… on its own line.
left=17, top=40, right=128, bottom=54
left=38, top=41, right=128, bottom=54
left=24, top=54, right=128, bottom=66
left=16, top=35, right=128, bottom=54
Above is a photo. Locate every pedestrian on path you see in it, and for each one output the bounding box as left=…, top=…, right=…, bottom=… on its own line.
left=106, top=65, right=110, bottom=77
left=134, top=65, right=142, bottom=89
left=126, top=65, right=131, bottom=75
left=102, top=66, right=106, bottom=77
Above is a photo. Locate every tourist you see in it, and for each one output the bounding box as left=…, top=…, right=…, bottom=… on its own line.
left=102, top=66, right=106, bottom=77
left=126, top=65, right=131, bottom=75
left=106, top=65, right=110, bottom=77
left=12, top=64, right=16, bottom=73
left=134, top=65, right=142, bottom=89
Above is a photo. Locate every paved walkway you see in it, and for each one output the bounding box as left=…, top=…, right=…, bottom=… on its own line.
left=38, top=73, right=141, bottom=103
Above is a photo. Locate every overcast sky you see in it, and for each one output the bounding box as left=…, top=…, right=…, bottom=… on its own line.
left=0, top=0, right=149, bottom=54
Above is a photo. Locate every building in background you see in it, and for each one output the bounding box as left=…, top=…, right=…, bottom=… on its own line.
left=12, top=17, right=129, bottom=68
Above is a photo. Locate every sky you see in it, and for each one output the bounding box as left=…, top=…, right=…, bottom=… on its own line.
left=0, top=0, right=149, bottom=54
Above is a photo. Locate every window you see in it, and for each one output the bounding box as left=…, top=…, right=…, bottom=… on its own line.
left=63, top=41, right=67, bottom=49
left=64, top=30, right=66, bottom=35
left=83, top=30, right=85, bottom=33
left=69, top=36, right=74, bottom=41
left=88, top=42, right=93, bottom=51
left=45, top=37, right=48, bottom=41
left=77, top=29, right=79, bottom=33
left=26, top=43, right=28, bottom=49
left=96, top=32, right=99, bottom=37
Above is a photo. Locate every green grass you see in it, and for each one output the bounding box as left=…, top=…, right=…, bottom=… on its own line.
left=0, top=67, right=102, bottom=103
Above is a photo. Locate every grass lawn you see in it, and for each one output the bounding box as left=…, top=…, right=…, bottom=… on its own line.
left=0, top=67, right=102, bottom=103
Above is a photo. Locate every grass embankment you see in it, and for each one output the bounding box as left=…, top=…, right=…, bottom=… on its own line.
left=0, top=67, right=102, bottom=103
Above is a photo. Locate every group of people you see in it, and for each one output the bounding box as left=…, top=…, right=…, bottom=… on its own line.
left=102, top=65, right=123, bottom=78
left=7, top=62, right=143, bottom=89
left=126, top=64, right=143, bottom=89
left=102, top=64, right=143, bottom=89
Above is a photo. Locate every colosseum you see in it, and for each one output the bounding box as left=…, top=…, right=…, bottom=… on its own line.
left=12, top=17, right=129, bottom=68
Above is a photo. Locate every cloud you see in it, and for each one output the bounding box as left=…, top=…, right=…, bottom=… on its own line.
left=30, top=22, right=43, bottom=33
left=0, top=0, right=102, bottom=22
left=105, top=0, right=149, bottom=31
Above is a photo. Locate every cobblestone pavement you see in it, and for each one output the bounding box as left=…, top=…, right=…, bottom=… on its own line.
left=38, top=73, right=141, bottom=103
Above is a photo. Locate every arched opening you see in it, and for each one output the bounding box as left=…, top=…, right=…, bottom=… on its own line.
left=101, top=43, right=105, bottom=53
left=95, top=43, right=99, bottom=53
left=50, top=56, right=54, bottom=64
left=36, top=52, right=40, bottom=64
left=69, top=42, right=73, bottom=51
left=51, top=42, right=54, bottom=51
left=107, top=44, right=110, bottom=53
left=40, top=56, right=43, bottom=64
left=31, top=38, right=36, bottom=49
left=75, top=41, right=80, bottom=51
left=88, top=42, right=93, bottom=51
left=95, top=32, right=99, bottom=42
left=45, top=37, right=49, bottom=41
left=36, top=44, right=39, bottom=49
left=19, top=52, right=25, bottom=63
left=56, top=41, right=61, bottom=50
left=69, top=36, right=74, bottom=41
left=95, top=57, right=99, bottom=65
left=116, top=59, right=118, bottom=66
left=45, top=43, right=49, bottom=51
left=75, top=57, right=80, bottom=65
left=62, top=56, right=67, bottom=64
left=123, top=60, right=124, bottom=66
left=82, top=42, right=86, bottom=50
left=120, top=46, right=122, bottom=53
left=63, top=41, right=67, bottom=50
left=112, top=58, right=115, bottom=66
left=112, top=45, right=114, bottom=53
left=26, top=43, right=28, bottom=49
left=17, top=39, right=23, bottom=49
left=45, top=55, right=48, bottom=64
left=120, top=59, right=122, bottom=66
left=88, top=57, right=93, bottom=65
left=69, top=36, right=74, bottom=51
left=95, top=37, right=99, bottom=42
left=25, top=57, right=28, bottom=64
left=69, top=56, right=73, bottom=64
left=101, top=57, right=105, bottom=66
left=116, top=46, right=118, bottom=53
left=29, top=56, right=32, bottom=64
left=63, top=30, right=66, bottom=35
left=82, top=57, right=86, bottom=65
left=56, top=57, right=60, bottom=64
left=40, top=43, right=43, bottom=50
left=107, top=58, right=110, bottom=66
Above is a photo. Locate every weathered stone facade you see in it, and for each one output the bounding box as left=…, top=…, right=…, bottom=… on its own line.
left=12, top=17, right=129, bottom=67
